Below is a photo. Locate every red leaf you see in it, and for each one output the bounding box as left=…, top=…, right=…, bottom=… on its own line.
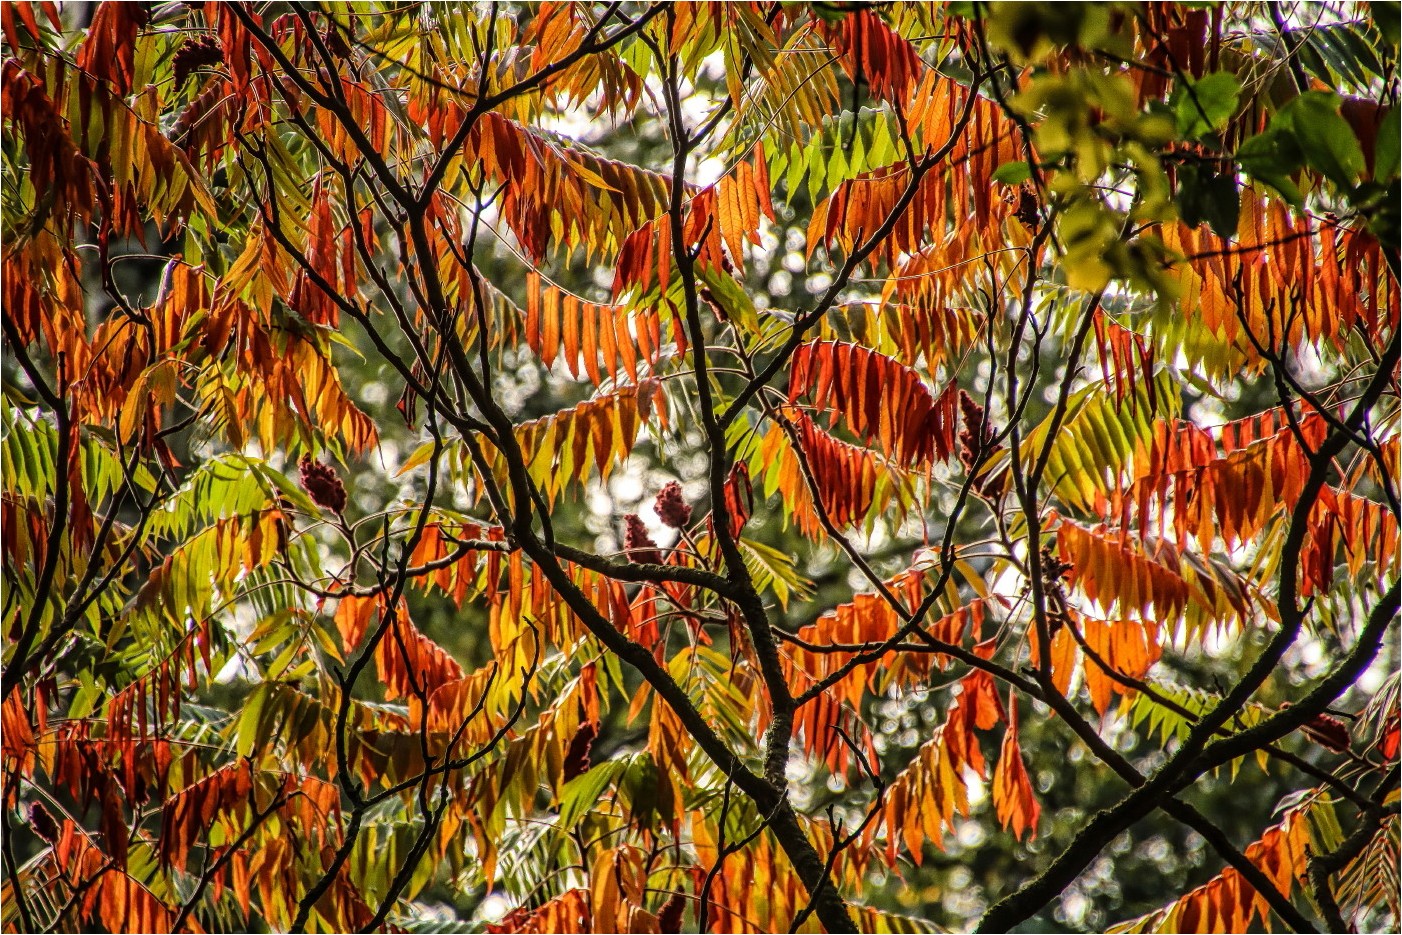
left=790, top=341, right=956, bottom=467
left=723, top=462, right=753, bottom=533
left=992, top=693, right=1040, bottom=840
left=75, top=2, right=146, bottom=95
left=821, top=9, right=922, bottom=104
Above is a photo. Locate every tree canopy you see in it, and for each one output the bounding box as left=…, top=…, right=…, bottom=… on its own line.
left=1, top=2, right=1399, bottom=933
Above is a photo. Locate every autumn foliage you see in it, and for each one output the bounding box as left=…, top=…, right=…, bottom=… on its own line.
left=1, top=3, right=1399, bottom=934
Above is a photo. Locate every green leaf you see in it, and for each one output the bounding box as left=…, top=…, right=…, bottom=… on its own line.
left=810, top=3, right=849, bottom=25
left=1236, top=125, right=1305, bottom=208
left=1171, top=72, right=1241, bottom=139
left=1375, top=109, right=1400, bottom=182
left=992, top=160, right=1033, bottom=185
left=1279, top=91, right=1366, bottom=190
left=558, top=759, right=625, bottom=830
left=735, top=536, right=812, bottom=610
left=1174, top=162, right=1240, bottom=238
left=234, top=685, right=269, bottom=758
left=1377, top=1, right=1401, bottom=49
left=697, top=265, right=761, bottom=334
left=1181, top=368, right=1229, bottom=402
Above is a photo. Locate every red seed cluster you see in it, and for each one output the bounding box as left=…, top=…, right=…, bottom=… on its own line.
left=623, top=513, right=663, bottom=565
left=654, top=481, right=692, bottom=529
left=1303, top=713, right=1351, bottom=754
left=958, top=390, right=991, bottom=471
left=299, top=455, right=347, bottom=514
left=172, top=36, right=222, bottom=88
left=959, top=390, right=1007, bottom=495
